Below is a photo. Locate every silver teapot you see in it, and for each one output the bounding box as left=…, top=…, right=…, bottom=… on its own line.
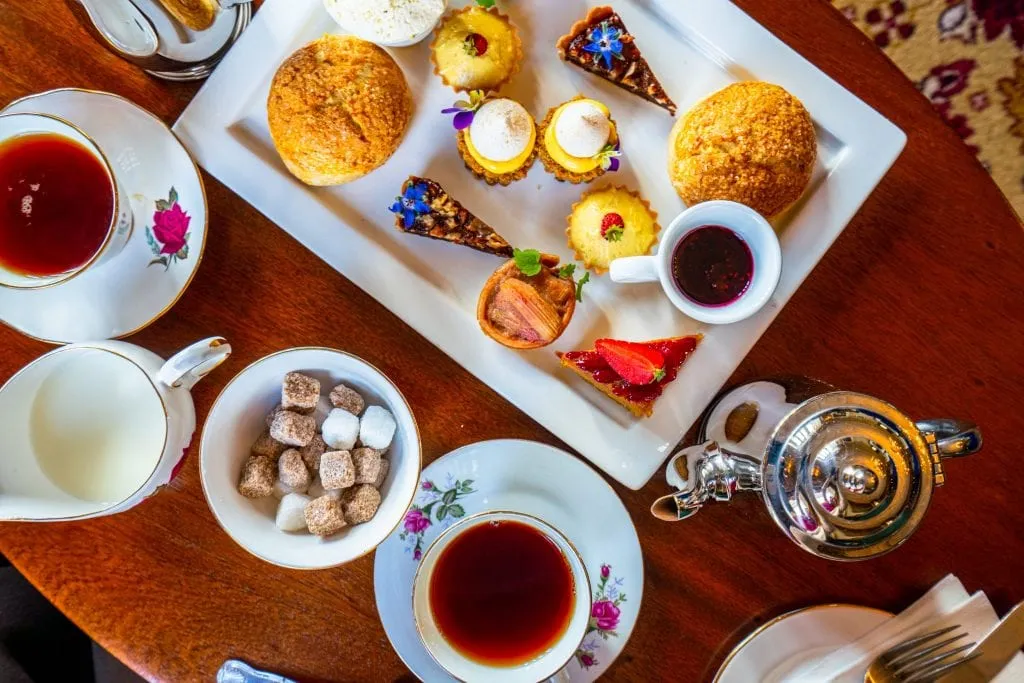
left=652, top=383, right=982, bottom=561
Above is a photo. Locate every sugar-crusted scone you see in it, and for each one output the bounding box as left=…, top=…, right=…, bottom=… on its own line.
left=668, top=82, right=816, bottom=218
left=268, top=35, right=413, bottom=186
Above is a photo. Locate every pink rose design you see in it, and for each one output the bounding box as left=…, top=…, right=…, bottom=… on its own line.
left=600, top=564, right=610, bottom=579
left=152, top=203, right=190, bottom=255
left=404, top=508, right=431, bottom=534
left=579, top=653, right=596, bottom=668
left=413, top=548, right=422, bottom=561
left=591, top=599, right=620, bottom=631
left=421, top=481, right=433, bottom=490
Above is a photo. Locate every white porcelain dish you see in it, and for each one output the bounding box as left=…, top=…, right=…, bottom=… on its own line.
left=199, top=347, right=421, bottom=569
left=174, top=0, right=907, bottom=489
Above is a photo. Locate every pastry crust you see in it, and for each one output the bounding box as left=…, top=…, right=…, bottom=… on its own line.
left=555, top=5, right=615, bottom=57
left=430, top=6, right=523, bottom=93
left=456, top=127, right=537, bottom=186
left=477, top=254, right=577, bottom=350
left=668, top=81, right=816, bottom=218
left=268, top=35, right=413, bottom=186
left=156, top=0, right=217, bottom=31
left=565, top=185, right=659, bottom=274
left=537, top=97, right=617, bottom=185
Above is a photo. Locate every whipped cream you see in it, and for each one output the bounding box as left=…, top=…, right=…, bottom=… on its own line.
left=554, top=100, right=611, bottom=158
left=469, top=99, right=533, bottom=162
left=324, top=0, right=446, bottom=46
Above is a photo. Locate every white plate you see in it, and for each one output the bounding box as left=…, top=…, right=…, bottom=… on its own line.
left=200, top=347, right=421, bottom=569
left=2, top=89, right=207, bottom=344
left=173, top=0, right=906, bottom=489
left=714, top=604, right=891, bottom=683
left=373, top=440, right=643, bottom=681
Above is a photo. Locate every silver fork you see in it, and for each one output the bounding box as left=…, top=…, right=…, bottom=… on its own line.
left=865, top=625, right=982, bottom=683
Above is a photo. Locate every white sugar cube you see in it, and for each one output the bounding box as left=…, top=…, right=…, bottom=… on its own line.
left=359, top=405, right=396, bottom=450
left=273, top=479, right=304, bottom=499
left=322, top=408, right=359, bottom=450
left=276, top=492, right=311, bottom=532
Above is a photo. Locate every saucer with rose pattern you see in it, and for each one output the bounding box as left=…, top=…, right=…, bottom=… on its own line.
left=373, top=439, right=643, bottom=682
left=0, top=88, right=206, bottom=344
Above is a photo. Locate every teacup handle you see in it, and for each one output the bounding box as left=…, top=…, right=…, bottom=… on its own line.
left=157, top=337, right=232, bottom=391
left=609, top=255, right=659, bottom=284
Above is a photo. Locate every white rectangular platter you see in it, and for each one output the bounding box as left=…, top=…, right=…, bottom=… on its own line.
left=174, top=0, right=906, bottom=490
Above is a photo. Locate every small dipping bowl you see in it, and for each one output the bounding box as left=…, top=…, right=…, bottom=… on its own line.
left=609, top=201, right=782, bottom=325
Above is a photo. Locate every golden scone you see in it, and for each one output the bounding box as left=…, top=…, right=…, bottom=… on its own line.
left=668, top=82, right=816, bottom=218
left=156, top=0, right=217, bottom=31
left=268, top=35, right=413, bottom=186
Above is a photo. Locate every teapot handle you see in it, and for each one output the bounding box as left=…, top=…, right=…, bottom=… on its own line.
left=916, top=419, right=983, bottom=458
left=651, top=442, right=762, bottom=522
left=157, top=337, right=232, bottom=391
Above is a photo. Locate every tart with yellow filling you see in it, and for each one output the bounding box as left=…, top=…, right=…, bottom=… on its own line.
left=566, top=186, right=659, bottom=274
left=538, top=96, right=622, bottom=184
left=431, top=6, right=523, bottom=93
left=477, top=250, right=579, bottom=350
left=445, top=93, right=537, bottom=185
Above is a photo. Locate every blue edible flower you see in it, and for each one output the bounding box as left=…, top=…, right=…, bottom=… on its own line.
left=389, top=182, right=431, bottom=228
left=583, top=21, right=625, bottom=71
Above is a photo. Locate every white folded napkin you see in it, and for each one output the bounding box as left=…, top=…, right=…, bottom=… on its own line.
left=784, top=574, right=1024, bottom=682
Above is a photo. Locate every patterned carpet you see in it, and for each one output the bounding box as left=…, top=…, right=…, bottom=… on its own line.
left=834, top=0, right=1024, bottom=219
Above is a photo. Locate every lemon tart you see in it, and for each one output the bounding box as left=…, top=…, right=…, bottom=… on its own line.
left=538, top=96, right=621, bottom=184
left=446, top=96, right=537, bottom=185
left=430, top=6, right=523, bottom=93
left=566, top=186, right=659, bottom=274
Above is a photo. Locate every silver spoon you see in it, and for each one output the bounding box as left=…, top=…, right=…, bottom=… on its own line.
left=77, top=0, right=160, bottom=58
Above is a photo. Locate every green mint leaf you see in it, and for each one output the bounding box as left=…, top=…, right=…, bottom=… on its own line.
left=513, top=248, right=543, bottom=276
left=575, top=271, right=591, bottom=302
left=558, top=263, right=576, bottom=279
left=476, top=0, right=496, bottom=7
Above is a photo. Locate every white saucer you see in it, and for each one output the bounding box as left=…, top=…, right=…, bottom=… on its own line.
left=714, top=604, right=892, bottom=683
left=373, top=440, right=643, bottom=682
left=0, top=89, right=207, bottom=344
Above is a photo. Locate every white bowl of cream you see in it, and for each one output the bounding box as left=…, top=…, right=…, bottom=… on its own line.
left=324, top=0, right=447, bottom=47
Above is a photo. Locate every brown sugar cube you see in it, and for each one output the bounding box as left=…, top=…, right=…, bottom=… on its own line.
left=238, top=455, right=275, bottom=498
left=329, top=383, right=365, bottom=415
left=282, top=372, right=320, bottom=413
left=352, top=447, right=384, bottom=485
left=299, top=434, right=327, bottom=473
left=343, top=484, right=381, bottom=525
left=320, top=450, right=355, bottom=490
left=270, top=410, right=316, bottom=447
left=278, top=449, right=312, bottom=491
left=304, top=495, right=347, bottom=536
left=265, top=404, right=284, bottom=428
left=251, top=429, right=287, bottom=460
left=373, top=458, right=390, bottom=489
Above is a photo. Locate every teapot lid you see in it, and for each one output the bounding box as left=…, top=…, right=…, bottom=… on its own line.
left=762, top=391, right=941, bottom=561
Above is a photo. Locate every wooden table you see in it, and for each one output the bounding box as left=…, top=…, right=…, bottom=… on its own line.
left=1, top=1, right=1022, bottom=681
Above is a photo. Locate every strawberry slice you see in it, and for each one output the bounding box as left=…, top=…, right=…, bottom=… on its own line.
left=464, top=33, right=489, bottom=57
left=595, top=338, right=666, bottom=385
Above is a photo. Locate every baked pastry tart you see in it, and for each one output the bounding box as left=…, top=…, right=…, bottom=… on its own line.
left=556, top=6, right=676, bottom=115
left=538, top=96, right=622, bottom=184
left=478, top=251, right=578, bottom=349
left=566, top=186, right=658, bottom=273
left=558, top=336, right=702, bottom=417
left=444, top=93, right=537, bottom=185
left=390, top=176, right=514, bottom=257
left=431, top=6, right=523, bottom=93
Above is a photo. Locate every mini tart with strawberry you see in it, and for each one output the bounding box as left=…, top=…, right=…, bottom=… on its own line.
left=567, top=185, right=658, bottom=273
left=431, top=6, right=523, bottom=93
left=558, top=336, right=702, bottom=418
left=538, top=96, right=622, bottom=184
left=477, top=252, right=577, bottom=349
left=451, top=96, right=537, bottom=185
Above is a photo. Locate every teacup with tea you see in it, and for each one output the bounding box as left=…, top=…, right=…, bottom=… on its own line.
left=0, top=112, right=132, bottom=289
left=412, top=511, right=591, bottom=682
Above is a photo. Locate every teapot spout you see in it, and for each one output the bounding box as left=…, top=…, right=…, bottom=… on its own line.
left=651, top=441, right=763, bottom=522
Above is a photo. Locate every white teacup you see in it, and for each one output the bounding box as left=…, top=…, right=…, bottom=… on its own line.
left=0, top=337, right=230, bottom=521
left=0, top=112, right=133, bottom=289
left=610, top=200, right=782, bottom=325
left=412, top=511, right=591, bottom=683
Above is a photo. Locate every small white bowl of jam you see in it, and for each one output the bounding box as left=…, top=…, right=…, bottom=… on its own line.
left=609, top=200, right=782, bottom=325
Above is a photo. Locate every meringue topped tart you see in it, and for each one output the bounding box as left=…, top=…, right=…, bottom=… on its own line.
left=457, top=98, right=537, bottom=185
left=539, top=96, right=620, bottom=183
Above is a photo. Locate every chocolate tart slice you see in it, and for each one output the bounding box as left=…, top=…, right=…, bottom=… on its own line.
left=390, top=176, right=514, bottom=257
left=556, top=6, right=677, bottom=115
left=478, top=253, right=577, bottom=349
left=558, top=335, right=701, bottom=417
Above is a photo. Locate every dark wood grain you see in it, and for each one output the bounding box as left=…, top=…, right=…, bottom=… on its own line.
left=1, top=1, right=1022, bottom=682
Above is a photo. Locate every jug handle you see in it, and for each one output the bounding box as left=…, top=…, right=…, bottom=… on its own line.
left=157, top=337, right=232, bottom=391
left=916, top=419, right=983, bottom=458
